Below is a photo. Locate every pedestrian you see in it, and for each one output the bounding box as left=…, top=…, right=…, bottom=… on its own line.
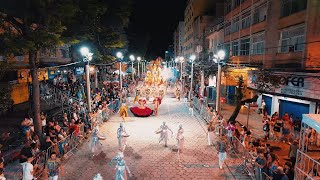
left=273, top=119, right=283, bottom=141
left=288, top=140, right=298, bottom=166
left=176, top=125, right=185, bottom=153
left=216, top=136, right=227, bottom=170
left=293, top=117, right=301, bottom=140
left=155, top=122, right=173, bottom=147
left=47, top=152, right=63, bottom=180
left=207, top=122, right=215, bottom=146
left=263, top=120, right=270, bottom=141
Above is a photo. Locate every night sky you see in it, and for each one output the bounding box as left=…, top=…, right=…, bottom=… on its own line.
left=127, top=0, right=186, bottom=60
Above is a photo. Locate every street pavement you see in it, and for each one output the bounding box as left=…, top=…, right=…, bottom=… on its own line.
left=62, top=91, right=251, bottom=180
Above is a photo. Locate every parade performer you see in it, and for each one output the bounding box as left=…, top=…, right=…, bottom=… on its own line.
left=130, top=99, right=153, bottom=117
left=119, top=103, right=128, bottom=122
left=176, top=125, right=185, bottom=153
left=207, top=122, right=215, bottom=146
left=156, top=122, right=173, bottom=147
left=93, top=173, right=103, bottom=180
left=159, top=89, right=165, bottom=100
left=117, top=123, right=129, bottom=151
left=145, top=88, right=151, bottom=101
left=89, top=125, right=106, bottom=156
left=153, top=97, right=161, bottom=116
left=133, top=89, right=140, bottom=104
left=109, top=151, right=132, bottom=180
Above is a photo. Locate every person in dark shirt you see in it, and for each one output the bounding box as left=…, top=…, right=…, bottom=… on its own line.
left=293, top=118, right=301, bottom=140
left=284, top=162, right=294, bottom=180
left=19, top=141, right=33, bottom=163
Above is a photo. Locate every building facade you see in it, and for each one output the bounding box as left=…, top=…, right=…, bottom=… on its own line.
left=219, top=0, right=320, bottom=119
left=173, top=21, right=185, bottom=57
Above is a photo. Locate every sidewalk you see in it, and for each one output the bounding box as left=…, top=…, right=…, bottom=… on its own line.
left=220, top=103, right=291, bottom=163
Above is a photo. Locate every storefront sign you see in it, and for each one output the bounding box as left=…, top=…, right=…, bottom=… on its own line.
left=248, top=71, right=320, bottom=100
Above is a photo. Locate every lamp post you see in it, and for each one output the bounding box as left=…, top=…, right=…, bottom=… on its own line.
left=188, top=55, right=196, bottom=100
left=213, top=50, right=226, bottom=114
left=116, top=52, right=124, bottom=89
left=137, top=56, right=141, bottom=77
left=129, top=55, right=135, bottom=81
left=80, top=47, right=93, bottom=113
left=179, top=56, right=184, bottom=81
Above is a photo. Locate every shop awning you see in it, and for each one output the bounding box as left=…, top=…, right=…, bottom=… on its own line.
left=302, top=114, right=320, bottom=132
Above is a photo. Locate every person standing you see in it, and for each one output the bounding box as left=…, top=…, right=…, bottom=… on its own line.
left=176, top=125, right=185, bottom=153
left=109, top=151, right=131, bottom=180
left=156, top=122, right=173, bottom=147
left=47, top=152, right=63, bottom=180
left=117, top=123, right=129, bottom=151
left=207, top=122, right=215, bottom=146
left=22, top=157, right=37, bottom=180
left=288, top=140, right=298, bottom=166
left=216, top=137, right=227, bottom=170
left=189, top=98, right=194, bottom=116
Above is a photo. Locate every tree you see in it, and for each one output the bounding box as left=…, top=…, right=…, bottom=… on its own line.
left=228, top=69, right=280, bottom=122
left=0, top=0, right=79, bottom=135
left=0, top=62, right=14, bottom=114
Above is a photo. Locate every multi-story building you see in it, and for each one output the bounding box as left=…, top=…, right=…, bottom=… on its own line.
left=219, top=0, right=320, bottom=120
left=173, top=21, right=185, bottom=57
left=183, top=0, right=223, bottom=58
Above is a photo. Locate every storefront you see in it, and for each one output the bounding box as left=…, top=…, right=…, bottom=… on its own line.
left=248, top=71, right=320, bottom=120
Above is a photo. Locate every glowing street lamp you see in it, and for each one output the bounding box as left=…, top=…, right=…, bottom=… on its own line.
left=116, top=52, right=124, bottom=89
left=129, top=55, right=135, bottom=81
left=137, top=56, right=141, bottom=77
left=213, top=50, right=225, bottom=113
left=80, top=47, right=93, bottom=113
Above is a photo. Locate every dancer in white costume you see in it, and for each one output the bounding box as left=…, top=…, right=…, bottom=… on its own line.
left=89, top=126, right=106, bottom=156
left=109, top=151, right=132, bottom=180
left=117, top=123, right=129, bottom=151
left=176, top=125, right=185, bottom=153
left=93, top=173, right=103, bottom=180
left=156, top=122, right=173, bottom=147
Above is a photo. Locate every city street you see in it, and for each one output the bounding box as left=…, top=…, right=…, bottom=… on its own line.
left=63, top=90, right=248, bottom=180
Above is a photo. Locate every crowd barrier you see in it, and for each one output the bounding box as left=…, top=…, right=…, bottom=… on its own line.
left=192, top=96, right=273, bottom=180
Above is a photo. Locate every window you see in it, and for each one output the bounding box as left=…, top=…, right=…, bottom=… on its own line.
left=251, top=32, right=265, bottom=55
left=281, top=0, right=307, bottom=17
left=253, top=3, right=267, bottom=24
left=224, top=22, right=231, bottom=35
left=232, top=41, right=239, bottom=56
left=240, top=37, right=250, bottom=55
left=231, top=17, right=240, bottom=33
left=279, top=25, right=305, bottom=53
left=225, top=0, right=232, bottom=14
left=241, top=11, right=251, bottom=29
left=224, top=43, right=231, bottom=58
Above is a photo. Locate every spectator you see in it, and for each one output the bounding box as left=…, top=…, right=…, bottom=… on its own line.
left=263, top=120, right=270, bottom=141
left=284, top=162, right=294, bottom=180
left=255, top=150, right=267, bottom=180
left=273, top=119, right=283, bottom=141
left=41, top=112, right=47, bottom=132
left=288, top=140, right=298, bottom=166
left=293, top=117, right=301, bottom=140
left=42, top=136, right=54, bottom=151
left=272, top=166, right=289, bottom=180
left=0, top=168, right=5, bottom=180
left=19, top=141, right=33, bottom=164
left=21, top=156, right=37, bottom=180
left=282, top=119, right=292, bottom=144
left=47, top=152, right=63, bottom=180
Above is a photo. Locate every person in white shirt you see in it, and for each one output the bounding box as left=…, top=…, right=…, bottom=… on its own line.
left=22, top=156, right=37, bottom=180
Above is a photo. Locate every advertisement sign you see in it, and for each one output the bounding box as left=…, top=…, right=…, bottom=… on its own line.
left=248, top=71, right=320, bottom=100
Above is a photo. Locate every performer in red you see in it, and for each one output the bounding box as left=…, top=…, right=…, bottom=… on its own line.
left=153, top=97, right=161, bottom=116
left=130, top=99, right=153, bottom=117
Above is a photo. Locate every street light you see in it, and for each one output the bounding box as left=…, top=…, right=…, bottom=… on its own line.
left=213, top=50, right=225, bottom=114
left=188, top=55, right=196, bottom=100
left=129, top=55, right=135, bottom=81
left=116, top=52, right=124, bottom=89
left=80, top=47, right=93, bottom=113
left=137, top=56, right=141, bottom=77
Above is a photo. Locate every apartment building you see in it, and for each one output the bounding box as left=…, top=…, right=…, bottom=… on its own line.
left=221, top=0, right=320, bottom=122
left=173, top=21, right=185, bottom=57
left=184, top=0, right=220, bottom=58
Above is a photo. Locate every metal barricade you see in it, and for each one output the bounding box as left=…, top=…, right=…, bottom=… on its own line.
left=295, top=150, right=320, bottom=180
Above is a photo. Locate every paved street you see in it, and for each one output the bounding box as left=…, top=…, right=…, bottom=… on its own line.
left=63, top=91, right=250, bottom=180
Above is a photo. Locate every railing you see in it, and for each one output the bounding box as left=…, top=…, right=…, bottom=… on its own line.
left=295, top=150, right=320, bottom=180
